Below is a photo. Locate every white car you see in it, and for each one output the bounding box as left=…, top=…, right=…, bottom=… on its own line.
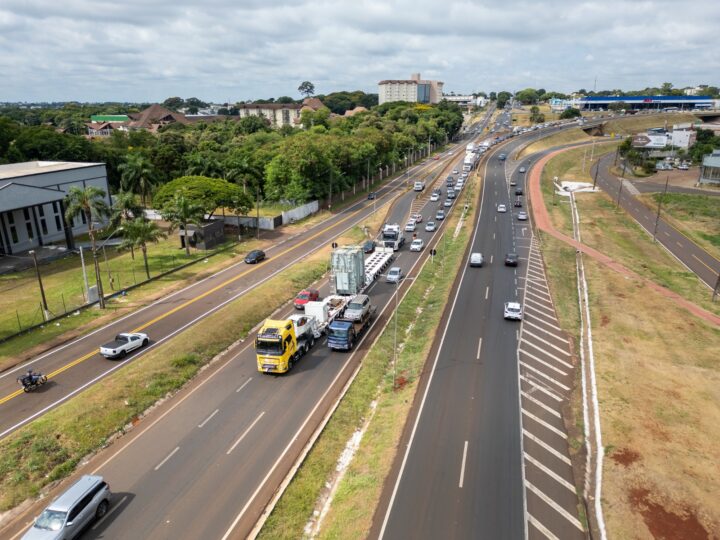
left=452, top=169, right=459, bottom=174
left=410, top=238, right=424, bottom=252
left=99, top=332, right=149, bottom=358
left=444, top=199, right=452, bottom=207
left=504, top=302, right=523, bottom=320
left=425, top=221, right=436, bottom=232
left=498, top=204, right=507, bottom=213
left=519, top=167, right=526, bottom=173
left=469, top=253, right=484, bottom=267
left=386, top=267, right=403, bottom=283
left=412, top=213, right=423, bottom=223
left=517, top=211, right=528, bottom=221
left=404, top=220, right=416, bottom=232
left=430, top=193, right=440, bottom=202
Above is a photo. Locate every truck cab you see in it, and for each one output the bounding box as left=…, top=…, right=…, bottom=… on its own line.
left=255, top=316, right=319, bottom=373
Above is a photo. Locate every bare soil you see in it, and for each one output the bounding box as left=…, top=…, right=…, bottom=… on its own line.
left=628, top=487, right=711, bottom=540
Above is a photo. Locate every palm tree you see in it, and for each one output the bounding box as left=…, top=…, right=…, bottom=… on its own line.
left=118, top=153, right=156, bottom=206
left=160, top=194, right=205, bottom=255
left=64, top=186, right=110, bottom=308
left=110, top=190, right=143, bottom=259
left=118, top=218, right=167, bottom=280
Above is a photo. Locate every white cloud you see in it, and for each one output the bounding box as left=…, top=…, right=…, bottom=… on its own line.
left=0, top=0, right=718, bottom=102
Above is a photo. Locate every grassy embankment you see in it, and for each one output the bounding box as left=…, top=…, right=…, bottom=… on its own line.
left=637, top=192, right=720, bottom=262
left=517, top=128, right=592, bottom=160
left=602, top=113, right=698, bottom=136
left=0, top=214, right=384, bottom=511
left=259, top=170, right=480, bottom=539
left=537, top=147, right=720, bottom=537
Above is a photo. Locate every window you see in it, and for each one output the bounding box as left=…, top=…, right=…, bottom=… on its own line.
left=40, top=219, right=48, bottom=235
left=26, top=222, right=34, bottom=240
left=80, top=212, right=87, bottom=225
left=52, top=201, right=58, bottom=213
left=55, top=216, right=62, bottom=230
left=38, top=206, right=45, bottom=217
left=23, top=208, right=30, bottom=221
left=10, top=226, right=18, bottom=243
left=7, top=212, right=14, bottom=225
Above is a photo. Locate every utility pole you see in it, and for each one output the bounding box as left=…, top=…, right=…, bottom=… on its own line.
left=616, top=162, right=627, bottom=208
left=93, top=246, right=105, bottom=309
left=29, top=250, right=49, bottom=321
left=393, top=283, right=398, bottom=390
left=256, top=188, right=260, bottom=239
left=592, top=160, right=600, bottom=190
left=652, top=175, right=670, bottom=242
left=79, top=245, right=89, bottom=302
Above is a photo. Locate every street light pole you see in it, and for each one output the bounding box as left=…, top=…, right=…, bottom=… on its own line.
left=29, top=250, right=49, bottom=321
left=652, top=175, right=670, bottom=242
left=393, top=282, right=398, bottom=390
left=616, top=162, right=627, bottom=208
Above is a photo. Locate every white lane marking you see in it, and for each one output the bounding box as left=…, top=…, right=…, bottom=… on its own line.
left=92, top=495, right=128, bottom=530
left=521, top=390, right=561, bottom=418
left=525, top=480, right=584, bottom=530
left=524, top=315, right=563, bottom=332
left=476, top=338, right=483, bottom=360
left=520, top=362, right=571, bottom=392
left=522, top=320, right=568, bottom=343
left=236, top=377, right=253, bottom=393
left=226, top=411, right=265, bottom=455
left=524, top=301, right=556, bottom=317
left=490, top=255, right=494, bottom=264
left=528, top=513, right=560, bottom=540
left=519, top=348, right=570, bottom=376
left=493, top=232, right=496, bottom=240
left=527, top=267, right=546, bottom=279
left=198, top=409, right=219, bottom=428
left=485, top=286, right=490, bottom=300
left=521, top=336, right=573, bottom=363
left=459, top=441, right=469, bottom=488
left=522, top=409, right=568, bottom=439
left=154, top=446, right=180, bottom=471
left=524, top=453, right=576, bottom=492
left=520, top=374, right=562, bottom=402
left=523, top=430, right=572, bottom=465
left=525, top=289, right=555, bottom=306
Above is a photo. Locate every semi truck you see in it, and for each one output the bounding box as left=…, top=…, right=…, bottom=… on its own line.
left=379, top=223, right=405, bottom=251
left=255, top=314, right=322, bottom=373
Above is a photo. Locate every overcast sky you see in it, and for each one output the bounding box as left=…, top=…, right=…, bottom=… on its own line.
left=1, top=0, right=718, bottom=103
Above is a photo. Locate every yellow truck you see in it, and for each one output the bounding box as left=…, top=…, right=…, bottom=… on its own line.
left=255, top=315, right=321, bottom=373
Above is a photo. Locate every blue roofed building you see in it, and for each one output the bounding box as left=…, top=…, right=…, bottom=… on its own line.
left=576, top=95, right=714, bottom=111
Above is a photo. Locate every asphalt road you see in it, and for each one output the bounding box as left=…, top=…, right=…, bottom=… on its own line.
left=593, top=153, right=720, bottom=289
left=3, top=112, right=499, bottom=540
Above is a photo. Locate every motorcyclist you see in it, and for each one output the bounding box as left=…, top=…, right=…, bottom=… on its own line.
left=21, top=369, right=39, bottom=387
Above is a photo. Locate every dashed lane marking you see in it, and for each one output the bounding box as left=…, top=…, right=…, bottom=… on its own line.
left=525, top=480, right=584, bottom=531
left=524, top=453, right=576, bottom=492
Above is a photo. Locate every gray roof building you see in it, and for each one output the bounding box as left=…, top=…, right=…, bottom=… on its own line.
left=699, top=150, right=720, bottom=185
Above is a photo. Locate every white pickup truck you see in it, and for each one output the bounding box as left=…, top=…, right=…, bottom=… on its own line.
left=99, top=332, right=149, bottom=359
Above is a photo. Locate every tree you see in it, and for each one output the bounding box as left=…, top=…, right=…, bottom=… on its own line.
left=110, top=190, right=143, bottom=258
left=118, top=153, right=157, bottom=206
left=64, top=186, right=110, bottom=307
left=608, top=101, right=628, bottom=112
left=117, top=218, right=167, bottom=279
left=154, top=176, right=252, bottom=217
left=560, top=107, right=581, bottom=119
left=163, top=97, right=185, bottom=111
left=529, top=105, right=545, bottom=123
left=489, top=91, right=497, bottom=101
left=496, top=91, right=512, bottom=108
left=516, top=88, right=540, bottom=105
left=160, top=194, right=205, bottom=255
left=298, top=81, right=315, bottom=98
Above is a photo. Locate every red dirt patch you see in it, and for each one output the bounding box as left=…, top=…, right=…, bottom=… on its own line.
left=629, top=487, right=709, bottom=540
left=601, top=315, right=610, bottom=327
left=394, top=374, right=409, bottom=391
left=611, top=447, right=641, bottom=467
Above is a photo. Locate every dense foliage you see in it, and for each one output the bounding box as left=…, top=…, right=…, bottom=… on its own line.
left=0, top=99, right=462, bottom=206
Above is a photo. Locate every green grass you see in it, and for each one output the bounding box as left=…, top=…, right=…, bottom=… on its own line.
left=518, top=128, right=591, bottom=159
left=602, top=113, right=698, bottom=136
left=259, top=173, right=478, bottom=540
left=0, top=254, right=330, bottom=511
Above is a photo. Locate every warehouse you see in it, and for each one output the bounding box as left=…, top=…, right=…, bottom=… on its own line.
left=577, top=95, right=714, bottom=111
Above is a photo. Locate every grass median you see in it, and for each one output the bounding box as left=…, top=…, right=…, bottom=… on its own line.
left=259, top=172, right=478, bottom=539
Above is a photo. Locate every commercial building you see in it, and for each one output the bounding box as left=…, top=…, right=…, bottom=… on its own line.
left=576, top=95, right=714, bottom=111
left=632, top=128, right=697, bottom=149
left=378, top=73, right=444, bottom=105
left=442, top=95, right=488, bottom=108
left=699, top=150, right=720, bottom=185
left=0, top=161, right=111, bottom=255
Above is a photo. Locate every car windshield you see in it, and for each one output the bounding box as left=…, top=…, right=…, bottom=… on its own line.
left=297, top=293, right=309, bottom=300
left=328, top=327, right=348, bottom=338
left=347, top=302, right=363, bottom=311
left=255, top=339, right=283, bottom=356
left=508, top=306, right=521, bottom=313
left=35, top=509, right=67, bottom=531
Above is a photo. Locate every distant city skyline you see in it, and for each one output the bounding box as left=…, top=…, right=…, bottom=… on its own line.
left=0, top=0, right=718, bottom=103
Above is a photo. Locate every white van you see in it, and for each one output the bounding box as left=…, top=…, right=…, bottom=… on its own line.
left=413, top=181, right=425, bottom=191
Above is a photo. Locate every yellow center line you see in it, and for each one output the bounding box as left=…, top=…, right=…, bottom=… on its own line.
left=0, top=190, right=401, bottom=407
left=692, top=253, right=718, bottom=274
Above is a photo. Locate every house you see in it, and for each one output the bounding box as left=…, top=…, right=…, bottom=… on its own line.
left=0, top=161, right=111, bottom=256
left=126, top=104, right=190, bottom=132
left=235, top=97, right=327, bottom=128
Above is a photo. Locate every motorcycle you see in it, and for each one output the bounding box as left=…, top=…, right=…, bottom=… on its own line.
left=17, top=373, right=48, bottom=392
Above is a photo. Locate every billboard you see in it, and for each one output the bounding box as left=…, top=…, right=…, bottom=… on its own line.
left=670, top=130, right=696, bottom=149
left=632, top=133, right=669, bottom=149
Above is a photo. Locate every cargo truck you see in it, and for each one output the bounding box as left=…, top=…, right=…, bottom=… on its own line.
left=379, top=223, right=405, bottom=251
left=255, top=314, right=322, bottom=373
left=327, top=303, right=376, bottom=351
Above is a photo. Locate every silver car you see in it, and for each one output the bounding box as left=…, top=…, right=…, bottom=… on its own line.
left=386, top=267, right=403, bottom=284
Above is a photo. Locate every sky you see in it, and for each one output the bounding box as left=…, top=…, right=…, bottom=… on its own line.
left=0, top=0, right=718, bottom=103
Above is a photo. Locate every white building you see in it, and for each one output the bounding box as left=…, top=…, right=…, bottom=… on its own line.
left=378, top=73, right=444, bottom=105
left=0, top=161, right=111, bottom=256
left=442, top=95, right=488, bottom=108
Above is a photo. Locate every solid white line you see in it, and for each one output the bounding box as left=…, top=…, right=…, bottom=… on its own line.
left=490, top=255, right=494, bottom=264
left=493, top=232, right=496, bottom=240
left=522, top=409, right=567, bottom=439
left=524, top=453, right=576, bottom=492
left=520, top=362, right=571, bottom=392
left=485, top=286, right=490, bottom=299
left=91, top=495, right=128, bottom=530
left=521, top=332, right=572, bottom=360
left=154, top=446, right=180, bottom=471
left=523, top=320, right=568, bottom=343
left=459, top=440, right=469, bottom=488
left=236, top=377, right=253, bottom=393
left=476, top=337, right=483, bottom=360
left=521, top=390, right=561, bottom=418
left=227, top=412, right=265, bottom=455
left=519, top=347, right=570, bottom=376
left=520, top=374, right=562, bottom=402
left=525, top=480, right=584, bottom=530
left=523, top=429, right=572, bottom=465
left=198, top=408, right=219, bottom=428
left=528, top=513, right=560, bottom=540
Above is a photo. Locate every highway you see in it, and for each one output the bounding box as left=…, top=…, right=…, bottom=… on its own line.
left=2, top=111, right=499, bottom=539
left=593, top=153, right=720, bottom=289
left=374, top=112, right=585, bottom=539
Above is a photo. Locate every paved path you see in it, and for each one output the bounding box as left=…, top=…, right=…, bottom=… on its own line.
left=528, top=148, right=720, bottom=328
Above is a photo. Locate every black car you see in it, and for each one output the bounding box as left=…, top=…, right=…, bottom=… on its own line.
left=504, top=253, right=519, bottom=267
left=367, top=192, right=377, bottom=200
left=514, top=198, right=523, bottom=207
left=244, top=249, right=266, bottom=264
left=362, top=240, right=376, bottom=254
left=515, top=188, right=523, bottom=196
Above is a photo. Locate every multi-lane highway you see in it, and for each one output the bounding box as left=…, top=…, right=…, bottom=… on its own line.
left=2, top=111, right=500, bottom=539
